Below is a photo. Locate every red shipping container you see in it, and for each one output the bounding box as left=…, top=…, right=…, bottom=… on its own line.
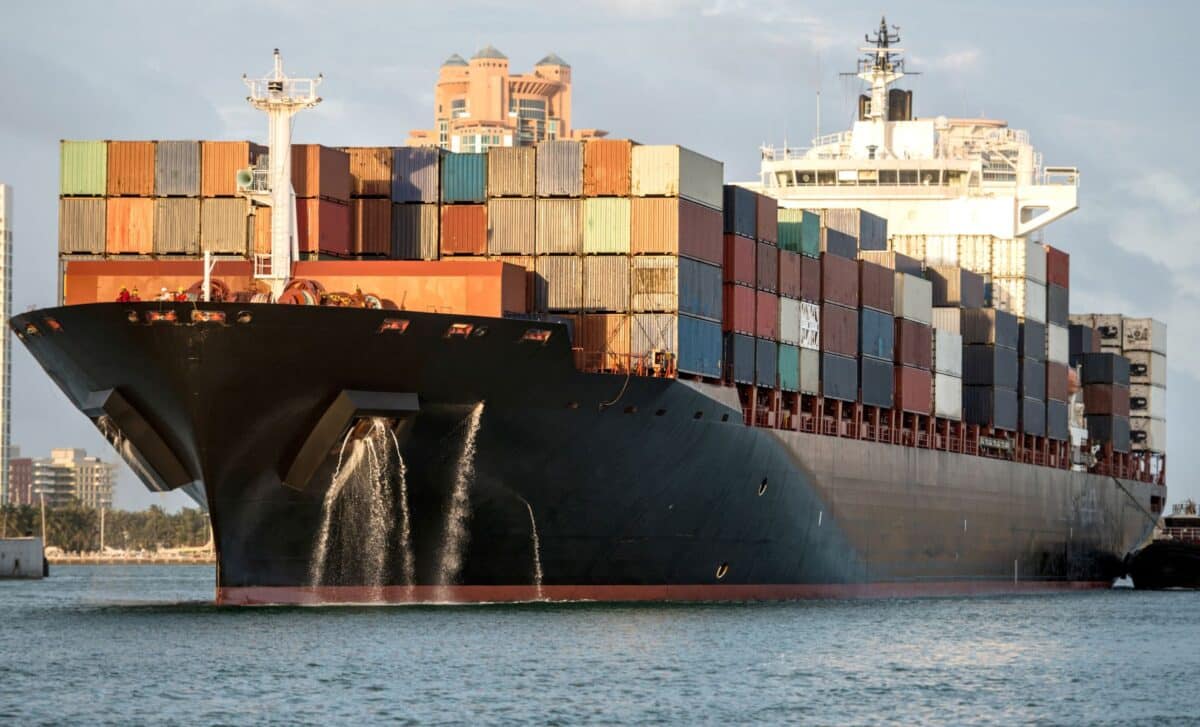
left=292, top=144, right=352, bottom=203
left=440, top=205, right=487, bottom=255
left=351, top=198, right=391, bottom=256
left=1044, top=244, right=1070, bottom=289
left=1046, top=361, right=1069, bottom=401
left=680, top=199, right=723, bottom=265
left=755, top=289, right=779, bottom=341
left=779, top=250, right=802, bottom=298
left=895, top=366, right=933, bottom=414
left=859, top=260, right=895, bottom=313
left=894, top=319, right=933, bottom=369
left=723, top=234, right=755, bottom=286
left=756, top=194, right=778, bottom=244
left=821, top=253, right=859, bottom=307
left=820, top=302, right=858, bottom=357
left=723, top=283, right=755, bottom=334
left=296, top=199, right=351, bottom=257
left=1083, top=384, right=1130, bottom=416
left=756, top=242, right=778, bottom=292
left=800, top=255, right=821, bottom=301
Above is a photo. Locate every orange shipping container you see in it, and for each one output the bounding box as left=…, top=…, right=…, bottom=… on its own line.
left=630, top=197, right=722, bottom=264
left=345, top=146, right=392, bottom=197
left=201, top=141, right=263, bottom=197
left=252, top=205, right=271, bottom=255
left=296, top=199, right=351, bottom=257
left=106, top=141, right=155, bottom=196
left=577, top=313, right=632, bottom=371
left=583, top=139, right=633, bottom=196
left=440, top=205, right=487, bottom=255
left=352, top=199, right=392, bottom=256
left=292, top=144, right=351, bottom=202
left=105, top=198, right=154, bottom=254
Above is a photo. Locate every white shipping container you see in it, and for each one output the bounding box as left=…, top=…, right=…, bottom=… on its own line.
left=799, top=301, right=820, bottom=350
left=799, top=347, right=820, bottom=394
left=931, top=306, right=961, bottom=333
left=1068, top=313, right=1095, bottom=328
left=631, top=255, right=678, bottom=312
left=1092, top=314, right=1123, bottom=342
left=933, top=329, right=963, bottom=377
left=1125, top=350, right=1167, bottom=388
left=1130, top=416, right=1166, bottom=453
left=1130, top=384, right=1167, bottom=420
left=991, top=238, right=1047, bottom=283
left=1121, top=317, right=1167, bottom=355
left=630, top=313, right=677, bottom=360
left=893, top=273, right=933, bottom=324
left=779, top=297, right=801, bottom=345
left=1046, top=323, right=1069, bottom=364
left=924, top=235, right=959, bottom=266
left=889, top=234, right=925, bottom=260
left=934, top=373, right=963, bottom=420
left=631, top=145, right=723, bottom=211
left=991, top=277, right=1047, bottom=324
left=957, top=235, right=993, bottom=275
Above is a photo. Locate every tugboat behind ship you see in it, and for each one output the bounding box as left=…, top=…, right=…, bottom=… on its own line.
left=1128, top=501, right=1200, bottom=589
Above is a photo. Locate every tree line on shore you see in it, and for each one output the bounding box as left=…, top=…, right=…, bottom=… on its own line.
left=0, top=504, right=210, bottom=552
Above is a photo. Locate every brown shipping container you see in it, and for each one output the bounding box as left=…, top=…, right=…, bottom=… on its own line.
left=440, top=204, right=487, bottom=255
left=756, top=194, right=778, bottom=244
left=755, top=289, right=779, bottom=341
left=1046, top=361, right=1069, bottom=401
left=345, top=147, right=392, bottom=197
left=536, top=198, right=583, bottom=254
left=252, top=205, right=270, bottom=255
left=821, top=302, right=858, bottom=357
left=351, top=199, right=392, bottom=256
left=583, top=139, right=633, bottom=196
left=105, top=198, right=154, bottom=254
left=779, top=250, right=802, bottom=299
left=487, top=146, right=535, bottom=197
left=59, top=198, right=106, bottom=254
left=894, top=319, right=933, bottom=369
left=392, top=204, right=439, bottom=260
left=1084, top=384, right=1130, bottom=416
left=106, top=141, right=155, bottom=196
left=723, top=283, right=755, bottom=334
left=201, top=141, right=262, bottom=197
left=756, top=242, right=778, bottom=292
left=577, top=313, right=632, bottom=371
left=724, top=234, right=756, bottom=286
left=1044, top=244, right=1070, bottom=289
left=859, top=260, right=895, bottom=313
left=582, top=255, right=630, bottom=311
left=629, top=197, right=722, bottom=264
left=895, top=366, right=933, bottom=414
left=296, top=199, right=350, bottom=257
left=821, top=253, right=859, bottom=307
left=153, top=198, right=200, bottom=255
left=487, top=198, right=535, bottom=255
left=800, top=255, right=821, bottom=301
left=200, top=198, right=249, bottom=255
left=292, top=144, right=351, bottom=203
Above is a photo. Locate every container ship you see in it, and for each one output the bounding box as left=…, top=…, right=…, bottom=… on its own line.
left=16, top=23, right=1169, bottom=604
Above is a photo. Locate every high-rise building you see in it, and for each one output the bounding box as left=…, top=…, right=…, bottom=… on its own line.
left=407, top=46, right=605, bottom=152
left=0, top=185, right=11, bottom=506
left=8, top=447, right=31, bottom=506
left=30, top=448, right=116, bottom=510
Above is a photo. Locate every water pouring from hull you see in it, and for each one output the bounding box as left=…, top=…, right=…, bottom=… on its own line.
left=435, top=403, right=485, bottom=592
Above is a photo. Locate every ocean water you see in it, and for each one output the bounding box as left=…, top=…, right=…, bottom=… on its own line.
left=0, top=567, right=1196, bottom=725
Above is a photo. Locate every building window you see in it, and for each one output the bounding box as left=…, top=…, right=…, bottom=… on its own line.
left=451, top=99, right=468, bottom=119
left=438, top=120, right=448, bottom=148
left=547, top=119, right=558, bottom=140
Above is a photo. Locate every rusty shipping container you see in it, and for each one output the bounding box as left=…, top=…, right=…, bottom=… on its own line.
left=487, top=146, right=535, bottom=198
left=537, top=140, right=583, bottom=197
left=392, top=204, right=439, bottom=260
left=895, top=366, right=933, bottom=414
left=58, top=198, right=106, bottom=255
left=583, top=139, right=633, bottom=197
left=153, top=198, right=200, bottom=255
left=583, top=255, right=630, bottom=311
left=577, top=313, right=632, bottom=371
left=393, top=147, right=441, bottom=203
left=820, top=253, right=859, bottom=307
left=755, top=290, right=779, bottom=341
left=201, top=141, right=263, bottom=197
left=820, top=302, right=858, bottom=357
left=535, top=255, right=583, bottom=311
left=583, top=198, right=631, bottom=254
left=154, top=140, right=200, bottom=197
left=756, top=242, right=778, bottom=292
left=487, top=198, right=535, bottom=255
left=800, top=255, right=821, bottom=302
left=858, top=260, right=895, bottom=313
left=105, top=198, right=154, bottom=255
left=535, top=198, right=583, bottom=254
left=630, top=255, right=677, bottom=312
left=291, top=145, right=351, bottom=203
left=894, top=319, right=932, bottom=369
left=723, top=283, right=755, bottom=335
left=440, top=204, right=487, bottom=255
left=756, top=194, right=777, bottom=244
left=106, top=141, right=155, bottom=197
left=723, top=234, right=755, bottom=287
left=345, top=147, right=393, bottom=198
left=629, top=197, right=722, bottom=264
left=351, top=199, right=392, bottom=256
left=295, top=199, right=350, bottom=257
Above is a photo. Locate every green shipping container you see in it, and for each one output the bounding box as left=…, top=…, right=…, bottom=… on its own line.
left=440, top=153, right=487, bottom=203
left=801, top=210, right=820, bottom=257
left=778, top=343, right=800, bottom=392
left=583, top=197, right=631, bottom=254
left=778, top=209, right=803, bottom=252
left=61, top=140, right=108, bottom=196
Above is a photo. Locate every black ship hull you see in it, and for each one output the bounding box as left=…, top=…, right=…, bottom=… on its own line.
left=14, top=303, right=1162, bottom=604
left=1128, top=541, right=1200, bottom=590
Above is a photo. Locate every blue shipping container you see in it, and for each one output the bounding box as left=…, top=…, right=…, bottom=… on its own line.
left=679, top=257, right=723, bottom=321
left=440, top=153, right=487, bottom=203
left=756, top=338, right=778, bottom=387
left=860, top=308, right=895, bottom=360
left=823, top=228, right=858, bottom=259
left=726, top=332, right=756, bottom=384
left=859, top=210, right=888, bottom=251
left=860, top=355, right=894, bottom=407
left=392, top=147, right=441, bottom=203
left=678, top=315, right=722, bottom=378
left=821, top=352, right=858, bottom=402
left=723, top=185, right=757, bottom=238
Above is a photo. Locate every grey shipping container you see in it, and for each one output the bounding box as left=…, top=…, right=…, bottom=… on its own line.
left=536, top=140, right=583, bottom=197
left=1087, top=415, right=1131, bottom=452
left=821, top=352, right=858, bottom=402
left=925, top=265, right=985, bottom=308
left=963, top=345, right=1018, bottom=388
left=1020, top=398, right=1047, bottom=436
left=200, top=198, right=248, bottom=255
left=535, top=255, right=583, bottom=311
left=535, top=198, right=583, bottom=254
left=1019, top=359, right=1046, bottom=401
left=799, top=347, right=820, bottom=394
left=392, top=204, right=439, bottom=260
left=756, top=338, right=778, bottom=388
left=678, top=314, right=723, bottom=378
left=154, top=140, right=200, bottom=196
left=153, top=198, right=200, bottom=255
left=859, top=308, right=895, bottom=360
left=1081, top=352, right=1130, bottom=386
left=964, top=386, right=1018, bottom=430
left=582, top=255, right=630, bottom=311
left=487, top=146, right=535, bottom=197
left=487, top=198, right=535, bottom=255
left=961, top=308, right=1018, bottom=349
left=392, top=147, right=441, bottom=203
left=860, top=355, right=894, bottom=407
left=726, top=333, right=756, bottom=384
left=1047, top=283, right=1068, bottom=327
left=58, top=198, right=106, bottom=254
left=1018, top=320, right=1046, bottom=362
left=1047, top=399, right=1069, bottom=441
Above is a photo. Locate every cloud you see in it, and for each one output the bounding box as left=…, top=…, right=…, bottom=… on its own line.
left=912, top=48, right=981, bottom=71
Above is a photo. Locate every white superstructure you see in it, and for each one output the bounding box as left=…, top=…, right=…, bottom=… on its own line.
left=751, top=19, right=1078, bottom=242
left=0, top=185, right=11, bottom=505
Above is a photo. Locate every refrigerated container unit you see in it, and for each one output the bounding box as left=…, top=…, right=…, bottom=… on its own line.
left=393, top=147, right=442, bottom=203
left=1129, top=384, right=1166, bottom=420
left=487, top=198, right=536, bottom=255
left=1125, top=350, right=1167, bottom=387
left=392, top=204, right=439, bottom=261
left=344, top=146, right=393, bottom=198
left=723, top=185, right=757, bottom=239
left=61, top=140, right=108, bottom=196
left=631, top=145, right=724, bottom=211
left=154, top=140, right=201, bottom=197
left=630, top=197, right=722, bottom=264
left=924, top=265, right=985, bottom=308
left=583, top=139, right=633, bottom=197
left=1130, top=417, right=1166, bottom=453
left=1121, top=318, right=1167, bottom=355
left=487, top=146, right=535, bottom=198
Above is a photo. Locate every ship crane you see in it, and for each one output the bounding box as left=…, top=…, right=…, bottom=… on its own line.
left=242, top=50, right=322, bottom=299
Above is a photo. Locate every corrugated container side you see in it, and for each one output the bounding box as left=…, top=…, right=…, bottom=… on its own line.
left=1129, top=383, right=1167, bottom=419
left=105, top=197, right=154, bottom=254
left=106, top=141, right=155, bottom=196
left=1121, top=317, right=1167, bottom=355
left=678, top=314, right=723, bottom=378
left=346, top=147, right=393, bottom=197
left=860, top=308, right=895, bottom=360
left=583, top=139, right=632, bottom=196
left=858, top=260, right=895, bottom=313
left=934, top=373, right=963, bottom=420
left=58, top=198, right=106, bottom=254
left=536, top=140, right=583, bottom=197
left=486, top=198, right=535, bottom=255
left=678, top=257, right=722, bottom=321
left=799, top=347, right=820, bottom=393
left=487, top=147, right=535, bottom=197
left=1130, top=416, right=1166, bottom=452
left=1125, top=351, right=1167, bottom=387
left=800, top=211, right=820, bottom=257
left=799, top=301, right=820, bottom=350
left=723, top=234, right=756, bottom=286
left=725, top=332, right=756, bottom=384
left=201, top=141, right=254, bottom=197
left=200, top=198, right=248, bottom=255
left=535, top=198, right=583, bottom=254
left=894, top=319, right=932, bottom=369
left=583, top=255, right=630, bottom=311
left=992, top=238, right=1047, bottom=283
left=756, top=338, right=778, bottom=387
left=392, top=204, right=439, bottom=260
left=756, top=195, right=777, bottom=244
left=962, top=308, right=1018, bottom=348
left=1020, top=359, right=1047, bottom=401
left=822, top=228, right=858, bottom=259
left=583, top=198, right=631, bottom=254
left=154, top=141, right=200, bottom=197
left=153, top=198, right=200, bottom=255
left=1046, top=323, right=1069, bottom=364
left=964, top=386, right=1018, bottom=430
left=723, top=284, right=755, bottom=334
left=821, top=352, right=858, bottom=402
left=859, top=210, right=888, bottom=251
left=1046, top=284, right=1069, bottom=327
left=957, top=235, right=993, bottom=276
left=1087, top=415, right=1131, bottom=452
left=252, top=205, right=270, bottom=255
left=676, top=199, right=723, bottom=264
left=931, top=306, right=961, bottom=333
left=858, top=251, right=922, bottom=277
left=631, top=255, right=678, bottom=312
left=821, top=253, right=859, bottom=307
left=1043, top=244, right=1070, bottom=288
left=723, top=186, right=757, bottom=238
left=393, top=147, right=441, bottom=203
left=925, top=265, right=985, bottom=308
left=779, top=297, right=802, bottom=346
left=61, top=140, right=108, bottom=196
left=440, top=204, right=487, bottom=255
left=1046, top=361, right=1069, bottom=402
left=631, top=312, right=676, bottom=360
left=820, top=302, right=858, bottom=357
left=778, top=208, right=820, bottom=256
left=779, top=251, right=803, bottom=298
left=631, top=145, right=723, bottom=210
left=352, top=199, right=392, bottom=256
left=535, top=255, right=583, bottom=311
left=1021, top=398, right=1047, bottom=436
left=962, top=345, right=1019, bottom=388
left=991, top=277, right=1047, bottom=324
left=755, top=290, right=779, bottom=341
left=823, top=208, right=860, bottom=238
left=296, top=199, right=350, bottom=257
left=675, top=147, right=724, bottom=210
left=1018, top=320, right=1047, bottom=362
left=441, top=153, right=487, bottom=203
left=578, top=313, right=631, bottom=371
left=861, top=355, right=894, bottom=407
left=1046, top=399, right=1069, bottom=440
left=778, top=344, right=800, bottom=392
left=1083, top=384, right=1131, bottom=416
left=291, top=144, right=351, bottom=202
left=933, top=329, right=963, bottom=377
left=893, top=273, right=933, bottom=324
left=800, top=255, right=821, bottom=301
left=756, top=242, right=778, bottom=292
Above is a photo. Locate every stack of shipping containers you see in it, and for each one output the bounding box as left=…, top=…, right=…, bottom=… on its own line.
left=889, top=256, right=933, bottom=416
left=991, top=240, right=1046, bottom=437
left=1043, top=245, right=1070, bottom=441
left=1122, top=318, right=1167, bottom=453
left=59, top=141, right=110, bottom=258
left=723, top=186, right=760, bottom=387
left=392, top=147, right=442, bottom=260
left=926, top=265, right=981, bottom=421
left=106, top=141, right=155, bottom=257
left=344, top=147, right=393, bottom=258
left=1079, top=352, right=1132, bottom=453
left=154, top=141, right=201, bottom=258
left=960, top=308, right=1020, bottom=431
left=440, top=149, right=489, bottom=259
left=857, top=257, right=895, bottom=409
left=292, top=144, right=351, bottom=258
left=817, top=223, right=859, bottom=403
left=574, top=140, right=627, bottom=370
left=201, top=141, right=260, bottom=257
left=778, top=210, right=822, bottom=394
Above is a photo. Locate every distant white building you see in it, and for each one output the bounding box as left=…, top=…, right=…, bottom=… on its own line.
left=0, top=185, right=11, bottom=506
left=32, top=448, right=116, bottom=510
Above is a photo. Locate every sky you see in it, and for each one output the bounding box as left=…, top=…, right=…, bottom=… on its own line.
left=0, top=0, right=1195, bottom=509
